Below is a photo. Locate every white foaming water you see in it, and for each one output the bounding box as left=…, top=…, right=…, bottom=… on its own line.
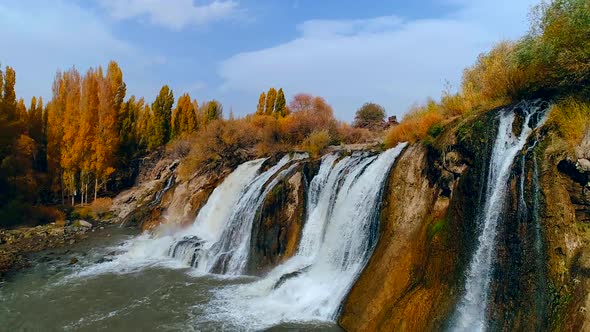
left=452, top=101, right=548, bottom=331
left=204, top=153, right=308, bottom=275
left=204, top=144, right=407, bottom=330
left=70, top=158, right=268, bottom=278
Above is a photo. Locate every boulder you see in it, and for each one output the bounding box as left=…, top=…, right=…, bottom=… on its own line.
left=76, top=220, right=93, bottom=228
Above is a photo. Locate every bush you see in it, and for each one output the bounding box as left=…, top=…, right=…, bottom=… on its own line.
left=338, top=122, right=376, bottom=144
left=91, top=197, right=113, bottom=215
left=353, top=102, right=386, bottom=130
left=548, top=98, right=590, bottom=149
left=165, top=136, right=191, bottom=159
left=384, top=101, right=444, bottom=148
left=178, top=119, right=258, bottom=179
left=71, top=206, right=95, bottom=220
left=301, top=130, right=331, bottom=157
left=281, top=94, right=339, bottom=145
left=461, top=41, right=528, bottom=110
left=515, top=0, right=590, bottom=93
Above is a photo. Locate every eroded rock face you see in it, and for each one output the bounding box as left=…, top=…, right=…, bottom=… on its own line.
left=340, top=110, right=499, bottom=331
left=110, top=149, right=229, bottom=231
left=247, top=168, right=307, bottom=276
left=541, top=151, right=590, bottom=331
left=340, top=144, right=461, bottom=331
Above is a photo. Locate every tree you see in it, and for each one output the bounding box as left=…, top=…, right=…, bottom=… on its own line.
left=265, top=88, right=277, bottom=115
left=16, top=99, right=27, bottom=122
left=172, top=93, right=197, bottom=137
left=353, top=102, right=386, bottom=130
left=60, top=68, right=82, bottom=205
left=2, top=66, right=16, bottom=118
left=204, top=100, right=223, bottom=123
left=274, top=88, right=287, bottom=118
left=93, top=61, right=126, bottom=200
left=257, top=92, right=266, bottom=115
left=151, top=85, right=174, bottom=147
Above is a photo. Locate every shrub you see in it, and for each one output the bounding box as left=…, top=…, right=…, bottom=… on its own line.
left=548, top=98, right=590, bottom=149
left=301, top=130, right=331, bottom=158
left=338, top=122, right=376, bottom=144
left=282, top=94, right=339, bottom=145
left=516, top=0, right=590, bottom=93
left=353, top=102, right=386, bottom=130
left=165, top=136, right=192, bottom=159
left=71, top=206, right=95, bottom=220
left=384, top=101, right=444, bottom=148
left=91, top=197, right=113, bottom=215
left=178, top=119, right=258, bottom=179
left=461, top=41, right=528, bottom=110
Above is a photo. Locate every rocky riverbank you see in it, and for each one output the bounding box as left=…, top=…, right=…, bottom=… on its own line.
left=0, top=222, right=101, bottom=278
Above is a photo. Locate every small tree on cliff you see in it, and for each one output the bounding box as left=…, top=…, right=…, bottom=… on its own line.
left=353, top=102, right=386, bottom=130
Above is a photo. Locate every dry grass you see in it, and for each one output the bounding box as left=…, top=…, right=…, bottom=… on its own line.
left=301, top=130, right=331, bottom=157
left=91, top=197, right=113, bottom=215
left=384, top=101, right=445, bottom=148
left=548, top=98, right=590, bottom=149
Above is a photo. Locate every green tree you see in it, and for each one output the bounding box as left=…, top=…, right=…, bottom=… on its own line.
left=204, top=100, right=223, bottom=123
left=265, top=88, right=277, bottom=115
left=151, top=85, right=174, bottom=147
left=353, top=102, right=386, bottom=130
left=274, top=88, right=287, bottom=117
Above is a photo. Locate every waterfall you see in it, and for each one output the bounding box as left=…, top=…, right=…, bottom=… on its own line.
left=169, top=153, right=307, bottom=275
left=204, top=144, right=407, bottom=330
left=452, top=101, right=548, bottom=331
left=148, top=174, right=175, bottom=207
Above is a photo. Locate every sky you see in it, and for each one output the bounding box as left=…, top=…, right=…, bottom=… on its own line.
left=0, top=0, right=538, bottom=121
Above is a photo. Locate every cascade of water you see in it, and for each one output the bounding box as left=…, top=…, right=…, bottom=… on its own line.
left=169, top=153, right=308, bottom=275
left=167, top=158, right=267, bottom=267
left=149, top=175, right=175, bottom=207
left=204, top=144, right=407, bottom=330
left=452, top=101, right=548, bottom=332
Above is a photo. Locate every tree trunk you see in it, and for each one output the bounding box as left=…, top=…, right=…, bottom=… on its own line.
left=94, top=177, right=98, bottom=201
left=61, top=172, right=65, bottom=205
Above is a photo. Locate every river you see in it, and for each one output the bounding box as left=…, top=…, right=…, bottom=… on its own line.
left=0, top=227, right=342, bottom=331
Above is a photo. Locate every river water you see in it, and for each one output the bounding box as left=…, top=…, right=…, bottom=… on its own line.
left=0, top=227, right=341, bottom=331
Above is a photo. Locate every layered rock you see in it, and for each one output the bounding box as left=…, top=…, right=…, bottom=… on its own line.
left=247, top=166, right=307, bottom=275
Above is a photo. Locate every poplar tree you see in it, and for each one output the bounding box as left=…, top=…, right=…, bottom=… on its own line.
left=256, top=92, right=266, bottom=115
left=265, top=88, right=277, bottom=115
left=151, top=85, right=174, bottom=147
left=275, top=88, right=287, bottom=117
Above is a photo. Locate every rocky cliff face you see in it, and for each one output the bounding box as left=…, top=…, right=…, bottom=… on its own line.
left=339, top=109, right=497, bottom=331
left=247, top=164, right=309, bottom=276
left=340, top=105, right=590, bottom=331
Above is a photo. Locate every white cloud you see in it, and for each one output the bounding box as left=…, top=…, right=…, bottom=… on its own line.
left=0, top=1, right=162, bottom=104
left=218, top=0, right=537, bottom=120
left=97, top=0, right=239, bottom=30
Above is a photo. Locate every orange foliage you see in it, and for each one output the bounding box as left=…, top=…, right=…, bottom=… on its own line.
left=90, top=197, right=113, bottom=215
left=337, top=122, right=376, bottom=144
left=385, top=102, right=444, bottom=147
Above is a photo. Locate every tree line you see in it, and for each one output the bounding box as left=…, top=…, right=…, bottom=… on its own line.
left=0, top=61, right=224, bottom=227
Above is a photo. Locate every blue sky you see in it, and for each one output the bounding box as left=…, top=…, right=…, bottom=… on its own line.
left=0, top=0, right=538, bottom=120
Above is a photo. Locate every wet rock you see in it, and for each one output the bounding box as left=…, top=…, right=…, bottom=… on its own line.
left=95, top=257, right=114, bottom=264
left=68, top=257, right=78, bottom=265
left=273, top=266, right=310, bottom=290
left=577, top=159, right=590, bottom=174
left=247, top=167, right=306, bottom=276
